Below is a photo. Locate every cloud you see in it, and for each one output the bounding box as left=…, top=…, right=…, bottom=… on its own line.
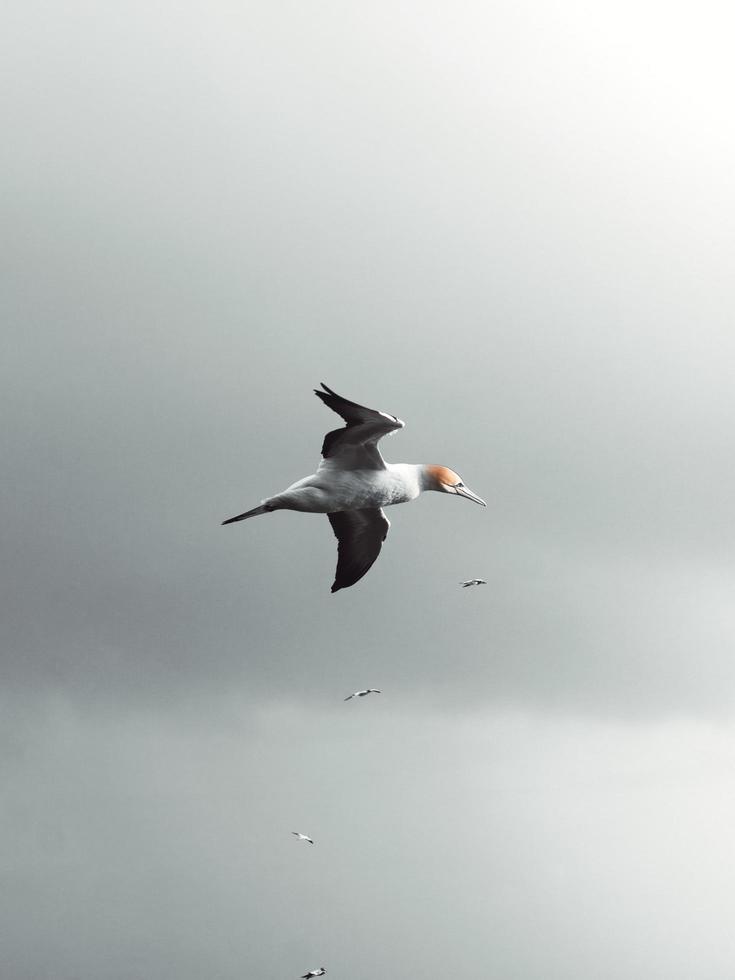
left=3, top=695, right=735, bottom=979
left=3, top=2, right=735, bottom=973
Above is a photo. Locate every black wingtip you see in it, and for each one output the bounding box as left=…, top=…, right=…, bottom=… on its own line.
left=320, top=382, right=344, bottom=400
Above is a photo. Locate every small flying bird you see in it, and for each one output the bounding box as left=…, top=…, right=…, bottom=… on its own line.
left=222, top=384, right=486, bottom=592
left=301, top=970, right=326, bottom=979
left=344, top=689, right=381, bottom=701
left=291, top=832, right=314, bottom=844
left=460, top=578, right=487, bottom=587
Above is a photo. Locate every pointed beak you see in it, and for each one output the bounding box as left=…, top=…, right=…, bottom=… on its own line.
left=456, top=484, right=486, bottom=506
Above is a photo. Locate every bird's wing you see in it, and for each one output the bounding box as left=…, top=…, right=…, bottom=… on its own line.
left=328, top=508, right=391, bottom=592
left=314, top=383, right=404, bottom=469
left=344, top=694, right=355, bottom=700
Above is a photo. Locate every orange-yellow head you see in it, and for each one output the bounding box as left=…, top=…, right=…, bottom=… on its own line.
left=423, top=465, right=486, bottom=505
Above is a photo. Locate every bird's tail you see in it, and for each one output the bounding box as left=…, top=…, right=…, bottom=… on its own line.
left=221, top=504, right=270, bottom=525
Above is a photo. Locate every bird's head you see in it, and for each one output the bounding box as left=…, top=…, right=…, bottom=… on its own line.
left=423, top=465, right=486, bottom=506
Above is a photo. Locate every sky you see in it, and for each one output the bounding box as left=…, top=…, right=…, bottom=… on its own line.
left=3, top=1, right=735, bottom=977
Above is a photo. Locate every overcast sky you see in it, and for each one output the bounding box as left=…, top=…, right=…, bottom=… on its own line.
left=3, top=1, right=735, bottom=977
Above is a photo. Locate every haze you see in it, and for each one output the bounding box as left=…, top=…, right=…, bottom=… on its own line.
left=3, top=1, right=735, bottom=977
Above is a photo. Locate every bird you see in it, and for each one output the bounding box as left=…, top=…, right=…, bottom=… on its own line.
left=344, top=688, right=381, bottom=700
left=301, top=970, right=326, bottom=979
left=291, top=832, right=315, bottom=844
left=222, top=384, right=486, bottom=592
left=460, top=578, right=487, bottom=587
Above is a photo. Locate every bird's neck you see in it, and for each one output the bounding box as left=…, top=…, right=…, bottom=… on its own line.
left=388, top=463, right=430, bottom=496
left=416, top=464, right=441, bottom=492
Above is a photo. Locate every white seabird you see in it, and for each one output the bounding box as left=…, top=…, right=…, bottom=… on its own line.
left=301, top=970, right=326, bottom=979
left=344, top=688, right=381, bottom=700
left=291, top=832, right=314, bottom=844
left=460, top=578, right=487, bottom=587
left=222, top=384, right=486, bottom=592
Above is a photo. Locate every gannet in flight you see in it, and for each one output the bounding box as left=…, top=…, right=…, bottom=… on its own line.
left=344, top=688, right=381, bottom=700
left=460, top=578, right=487, bottom=587
left=291, top=832, right=315, bottom=844
left=222, top=384, right=486, bottom=592
left=301, top=970, right=326, bottom=979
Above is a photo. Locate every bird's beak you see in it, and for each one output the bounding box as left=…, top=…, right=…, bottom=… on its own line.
left=455, top=484, right=486, bottom=506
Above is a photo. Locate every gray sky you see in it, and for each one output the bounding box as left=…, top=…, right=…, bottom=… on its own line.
left=3, top=1, right=735, bottom=977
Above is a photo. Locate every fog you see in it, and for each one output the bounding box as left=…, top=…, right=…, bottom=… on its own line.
left=3, top=1, right=735, bottom=976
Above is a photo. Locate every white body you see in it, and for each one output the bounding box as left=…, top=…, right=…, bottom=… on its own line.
left=266, top=462, right=424, bottom=514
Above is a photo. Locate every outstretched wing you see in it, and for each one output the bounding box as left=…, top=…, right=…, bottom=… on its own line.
left=327, top=508, right=391, bottom=592
left=314, top=383, right=404, bottom=469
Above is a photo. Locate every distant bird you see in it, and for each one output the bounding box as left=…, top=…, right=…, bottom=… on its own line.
left=344, top=689, right=381, bottom=701
left=291, top=832, right=314, bottom=844
left=222, top=384, right=485, bottom=592
left=460, top=578, right=487, bottom=588
left=301, top=970, right=326, bottom=979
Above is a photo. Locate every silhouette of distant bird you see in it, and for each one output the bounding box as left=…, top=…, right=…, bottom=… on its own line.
left=222, top=384, right=485, bottom=592
left=301, top=970, right=326, bottom=979
left=460, top=578, right=487, bottom=588
left=344, top=689, right=381, bottom=701
left=291, top=832, right=314, bottom=844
